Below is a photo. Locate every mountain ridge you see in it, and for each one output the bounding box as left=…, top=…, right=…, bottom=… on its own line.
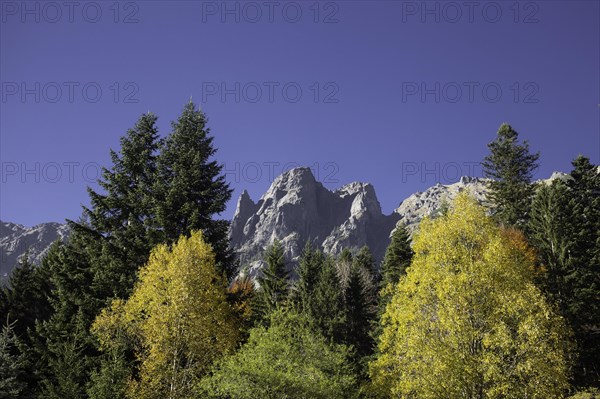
left=1, top=168, right=567, bottom=283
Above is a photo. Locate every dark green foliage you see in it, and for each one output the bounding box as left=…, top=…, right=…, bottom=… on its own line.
left=154, top=102, right=234, bottom=279
left=374, top=224, right=414, bottom=345
left=31, top=104, right=234, bottom=396
left=482, top=123, right=540, bottom=228
left=0, top=246, right=56, bottom=397
left=380, top=224, right=413, bottom=289
left=86, top=347, right=129, bottom=399
left=0, top=323, right=27, bottom=399
left=35, top=111, right=160, bottom=396
left=354, top=246, right=378, bottom=285
left=529, top=156, right=600, bottom=387
left=313, top=256, right=347, bottom=343
left=529, top=182, right=571, bottom=294
left=345, top=247, right=378, bottom=365
left=255, top=240, right=289, bottom=322
left=293, top=241, right=323, bottom=305
left=35, top=233, right=103, bottom=397
left=0, top=249, right=53, bottom=340
left=294, top=244, right=378, bottom=378
left=293, top=243, right=346, bottom=343
left=82, top=111, right=161, bottom=299
left=39, top=310, right=92, bottom=399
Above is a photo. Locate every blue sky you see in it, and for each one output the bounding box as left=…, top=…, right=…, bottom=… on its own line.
left=1, top=0, right=599, bottom=226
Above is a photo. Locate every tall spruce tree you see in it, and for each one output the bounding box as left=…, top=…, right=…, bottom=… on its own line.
left=375, top=224, right=414, bottom=343
left=35, top=105, right=235, bottom=396
left=530, top=155, right=600, bottom=387
left=256, top=240, right=289, bottom=322
left=354, top=246, right=377, bottom=285
left=380, top=224, right=413, bottom=290
left=345, top=247, right=378, bottom=366
left=293, top=241, right=323, bottom=307
left=154, top=102, right=234, bottom=279
left=312, top=256, right=346, bottom=344
left=482, top=123, right=540, bottom=228
left=83, top=112, right=161, bottom=299
left=529, top=181, right=571, bottom=297
left=293, top=243, right=346, bottom=343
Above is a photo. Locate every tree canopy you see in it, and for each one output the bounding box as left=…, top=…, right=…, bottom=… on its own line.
left=91, top=231, right=239, bottom=399
left=370, top=193, right=572, bottom=399
left=199, top=308, right=357, bottom=399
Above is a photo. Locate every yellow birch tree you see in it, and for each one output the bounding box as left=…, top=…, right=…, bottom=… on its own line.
left=370, top=193, right=572, bottom=399
left=92, top=231, right=239, bottom=399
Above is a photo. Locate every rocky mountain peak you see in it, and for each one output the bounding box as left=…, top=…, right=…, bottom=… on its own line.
left=229, top=169, right=398, bottom=279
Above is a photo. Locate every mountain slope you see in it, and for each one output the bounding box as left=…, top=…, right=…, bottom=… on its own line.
left=0, top=221, right=70, bottom=284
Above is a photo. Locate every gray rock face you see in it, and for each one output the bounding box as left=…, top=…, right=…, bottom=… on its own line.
left=394, top=176, right=491, bottom=234
left=229, top=167, right=400, bottom=278
left=2, top=169, right=568, bottom=284
left=0, top=221, right=70, bottom=284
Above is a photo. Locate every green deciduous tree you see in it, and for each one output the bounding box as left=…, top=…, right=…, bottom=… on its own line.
left=482, top=123, right=540, bottom=228
left=370, top=193, right=572, bottom=399
left=199, top=308, right=357, bottom=399
left=91, top=231, right=239, bottom=399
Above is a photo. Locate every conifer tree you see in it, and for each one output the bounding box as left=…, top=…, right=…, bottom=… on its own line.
left=256, top=240, right=289, bottom=322
left=482, top=123, right=540, bottom=228
left=36, top=105, right=235, bottom=396
left=377, top=223, right=414, bottom=331
left=0, top=248, right=55, bottom=396
left=380, top=224, right=413, bottom=289
left=293, top=241, right=323, bottom=307
left=0, top=323, right=27, bottom=399
left=154, top=102, right=234, bottom=279
left=40, top=310, right=92, bottom=399
left=312, top=256, right=347, bottom=343
left=0, top=249, right=52, bottom=341
left=36, top=232, right=103, bottom=397
left=529, top=156, right=600, bottom=387
left=354, top=246, right=377, bottom=282
left=83, top=112, right=161, bottom=298
left=345, top=254, right=377, bottom=366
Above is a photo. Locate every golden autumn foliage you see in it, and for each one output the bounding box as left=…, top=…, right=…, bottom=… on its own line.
left=91, top=231, right=239, bottom=399
left=369, top=193, right=573, bottom=399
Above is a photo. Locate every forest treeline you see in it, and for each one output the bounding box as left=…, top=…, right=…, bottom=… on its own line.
left=1, top=104, right=599, bottom=398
